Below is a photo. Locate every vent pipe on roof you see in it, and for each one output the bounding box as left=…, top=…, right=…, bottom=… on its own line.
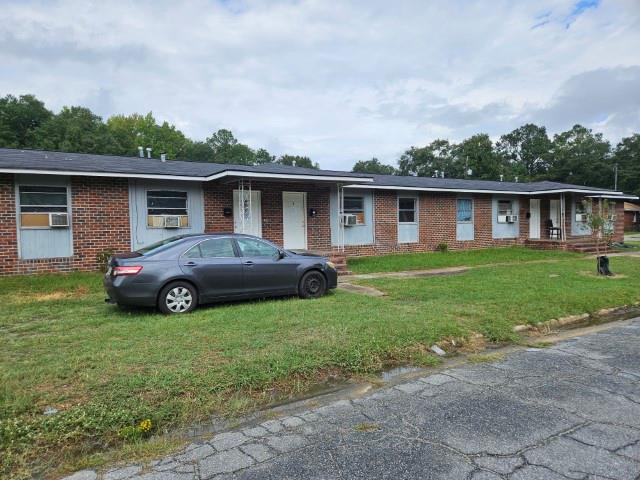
left=441, top=171, right=445, bottom=178
left=515, top=176, right=519, bottom=183
left=434, top=170, right=439, bottom=178
left=500, top=174, right=504, bottom=182
left=160, top=153, right=167, bottom=162
left=146, top=147, right=152, bottom=159
left=138, top=146, right=144, bottom=158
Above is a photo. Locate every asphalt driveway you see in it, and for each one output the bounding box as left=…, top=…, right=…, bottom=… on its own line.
left=67, top=319, right=640, bottom=480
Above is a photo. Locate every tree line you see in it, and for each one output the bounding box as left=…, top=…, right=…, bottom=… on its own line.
left=0, top=93, right=638, bottom=195
left=353, top=125, right=640, bottom=196
left=0, top=94, right=318, bottom=169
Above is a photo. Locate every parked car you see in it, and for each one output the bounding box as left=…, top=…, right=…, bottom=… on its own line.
left=104, top=234, right=338, bottom=314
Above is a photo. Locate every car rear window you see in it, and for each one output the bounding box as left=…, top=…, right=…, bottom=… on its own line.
left=136, top=236, right=188, bottom=255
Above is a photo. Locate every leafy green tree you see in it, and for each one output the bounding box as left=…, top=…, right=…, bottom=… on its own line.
left=496, top=124, right=551, bottom=180
left=255, top=148, right=275, bottom=164
left=277, top=155, right=318, bottom=169
left=180, top=140, right=213, bottom=162
left=549, top=125, right=612, bottom=188
left=398, top=139, right=460, bottom=177
left=611, top=134, right=640, bottom=196
left=352, top=157, right=396, bottom=175
left=32, top=106, right=115, bottom=154
left=107, top=112, right=191, bottom=159
left=0, top=94, right=53, bottom=148
left=452, top=134, right=505, bottom=180
left=205, top=129, right=256, bottom=165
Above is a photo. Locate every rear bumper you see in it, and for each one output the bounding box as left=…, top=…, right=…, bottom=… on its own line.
left=103, top=275, right=158, bottom=307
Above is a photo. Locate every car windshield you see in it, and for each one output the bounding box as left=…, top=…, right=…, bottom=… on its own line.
left=136, top=235, right=189, bottom=255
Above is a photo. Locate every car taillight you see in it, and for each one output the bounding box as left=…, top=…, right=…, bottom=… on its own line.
left=113, top=265, right=143, bottom=276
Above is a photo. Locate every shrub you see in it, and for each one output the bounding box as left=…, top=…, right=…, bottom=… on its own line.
left=96, top=250, right=115, bottom=273
left=436, top=243, right=448, bottom=253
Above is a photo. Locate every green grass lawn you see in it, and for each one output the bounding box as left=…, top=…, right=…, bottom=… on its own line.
left=2, top=253, right=640, bottom=478
left=347, top=246, right=580, bottom=274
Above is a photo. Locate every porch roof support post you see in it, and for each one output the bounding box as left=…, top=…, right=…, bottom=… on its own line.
left=338, top=183, right=345, bottom=252
left=560, top=193, right=566, bottom=242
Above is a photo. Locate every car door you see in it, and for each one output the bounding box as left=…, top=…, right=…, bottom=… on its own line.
left=234, top=237, right=299, bottom=295
left=179, top=237, right=244, bottom=300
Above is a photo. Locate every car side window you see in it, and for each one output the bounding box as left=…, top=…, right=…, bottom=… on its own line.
left=236, top=238, right=279, bottom=257
left=184, top=244, right=202, bottom=258
left=198, top=238, right=236, bottom=258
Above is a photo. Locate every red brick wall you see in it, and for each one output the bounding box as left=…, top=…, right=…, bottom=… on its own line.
left=0, top=175, right=131, bottom=275
left=203, top=181, right=332, bottom=251
left=342, top=192, right=520, bottom=256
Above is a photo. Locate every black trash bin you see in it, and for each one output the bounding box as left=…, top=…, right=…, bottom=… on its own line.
left=597, top=255, right=612, bottom=276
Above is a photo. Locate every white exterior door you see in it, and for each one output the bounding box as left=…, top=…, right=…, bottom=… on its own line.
left=549, top=199, right=560, bottom=227
left=529, top=199, right=541, bottom=239
left=233, top=190, right=262, bottom=237
left=282, top=192, right=307, bottom=249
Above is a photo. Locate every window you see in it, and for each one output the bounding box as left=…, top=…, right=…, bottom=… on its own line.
left=343, top=196, right=365, bottom=225
left=457, top=199, right=473, bottom=223
left=398, top=197, right=416, bottom=223
left=19, top=185, right=68, bottom=228
left=236, top=237, right=279, bottom=257
left=497, top=199, right=514, bottom=223
left=147, top=190, right=189, bottom=228
left=186, top=238, right=236, bottom=258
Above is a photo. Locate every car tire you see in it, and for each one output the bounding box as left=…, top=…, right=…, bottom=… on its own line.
left=158, top=281, right=198, bottom=314
left=298, top=270, right=327, bottom=299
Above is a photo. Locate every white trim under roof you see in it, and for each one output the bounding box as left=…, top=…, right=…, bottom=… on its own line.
left=344, top=183, right=626, bottom=196
left=0, top=167, right=373, bottom=183
left=585, top=194, right=639, bottom=200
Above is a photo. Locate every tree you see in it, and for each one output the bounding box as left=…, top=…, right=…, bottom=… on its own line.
left=397, top=139, right=460, bottom=177
left=611, top=134, right=640, bottom=197
left=181, top=140, right=213, bottom=162
left=583, top=198, right=616, bottom=274
left=106, top=112, right=191, bottom=159
left=452, top=134, right=505, bottom=180
left=255, top=148, right=275, bottom=164
left=205, top=129, right=256, bottom=165
left=352, top=157, right=396, bottom=175
left=548, top=125, right=612, bottom=188
left=277, top=155, right=318, bottom=169
left=496, top=124, right=551, bottom=180
left=31, top=106, right=115, bottom=154
left=0, top=94, right=53, bottom=148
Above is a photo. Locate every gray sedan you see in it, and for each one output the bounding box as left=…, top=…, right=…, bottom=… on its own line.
left=104, top=234, right=338, bottom=314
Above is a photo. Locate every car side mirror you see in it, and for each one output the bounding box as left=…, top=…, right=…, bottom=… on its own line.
left=277, top=249, right=286, bottom=260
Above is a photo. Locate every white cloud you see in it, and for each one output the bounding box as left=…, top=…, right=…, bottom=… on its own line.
left=0, top=0, right=638, bottom=169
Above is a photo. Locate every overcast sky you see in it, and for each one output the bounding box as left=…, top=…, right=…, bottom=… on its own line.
left=1, top=0, right=639, bottom=169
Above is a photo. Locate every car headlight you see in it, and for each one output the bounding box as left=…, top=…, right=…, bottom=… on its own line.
left=326, top=261, right=336, bottom=270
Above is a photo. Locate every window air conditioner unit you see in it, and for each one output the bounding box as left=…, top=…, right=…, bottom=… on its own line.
left=342, top=214, right=357, bottom=227
left=49, top=213, right=69, bottom=228
left=497, top=215, right=508, bottom=224
left=164, top=216, right=181, bottom=228
left=575, top=213, right=588, bottom=223
left=506, top=215, right=518, bottom=223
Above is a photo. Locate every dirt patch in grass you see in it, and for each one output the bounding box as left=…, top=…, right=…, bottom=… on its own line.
left=578, top=271, right=628, bottom=280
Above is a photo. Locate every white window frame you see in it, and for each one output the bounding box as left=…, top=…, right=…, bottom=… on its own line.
left=497, top=199, right=514, bottom=223
left=146, top=189, right=190, bottom=229
left=456, top=198, right=474, bottom=224
left=397, top=196, right=417, bottom=224
left=17, top=184, right=70, bottom=230
left=343, top=195, right=366, bottom=225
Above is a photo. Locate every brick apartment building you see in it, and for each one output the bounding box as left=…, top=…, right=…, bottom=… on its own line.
left=0, top=148, right=635, bottom=275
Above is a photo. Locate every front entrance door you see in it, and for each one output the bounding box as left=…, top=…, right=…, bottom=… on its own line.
left=282, top=192, right=307, bottom=249
left=529, top=199, right=541, bottom=239
left=233, top=190, right=262, bottom=237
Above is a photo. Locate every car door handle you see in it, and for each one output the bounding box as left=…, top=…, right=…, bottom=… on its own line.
left=243, top=261, right=254, bottom=266
left=184, top=261, right=198, bottom=267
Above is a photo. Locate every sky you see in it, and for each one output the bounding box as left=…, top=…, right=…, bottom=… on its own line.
left=1, top=0, right=639, bottom=170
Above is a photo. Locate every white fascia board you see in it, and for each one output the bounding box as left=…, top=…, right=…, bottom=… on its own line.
left=343, top=184, right=624, bottom=196
left=585, top=194, right=639, bottom=200
left=0, top=168, right=373, bottom=183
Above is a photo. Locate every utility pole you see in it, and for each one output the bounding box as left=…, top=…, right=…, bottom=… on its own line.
left=614, top=163, right=618, bottom=191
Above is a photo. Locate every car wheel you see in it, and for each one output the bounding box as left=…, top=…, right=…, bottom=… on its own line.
left=298, top=270, right=327, bottom=299
left=158, top=281, right=198, bottom=314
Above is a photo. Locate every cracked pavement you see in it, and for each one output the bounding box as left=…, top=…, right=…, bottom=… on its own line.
left=64, top=318, right=640, bottom=480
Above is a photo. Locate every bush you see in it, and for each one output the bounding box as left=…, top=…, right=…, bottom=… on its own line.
left=96, top=250, right=115, bottom=273
left=436, top=243, right=448, bottom=253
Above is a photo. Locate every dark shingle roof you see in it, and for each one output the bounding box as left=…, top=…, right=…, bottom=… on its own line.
left=366, top=174, right=614, bottom=193
left=0, top=147, right=622, bottom=194
left=0, top=148, right=369, bottom=180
